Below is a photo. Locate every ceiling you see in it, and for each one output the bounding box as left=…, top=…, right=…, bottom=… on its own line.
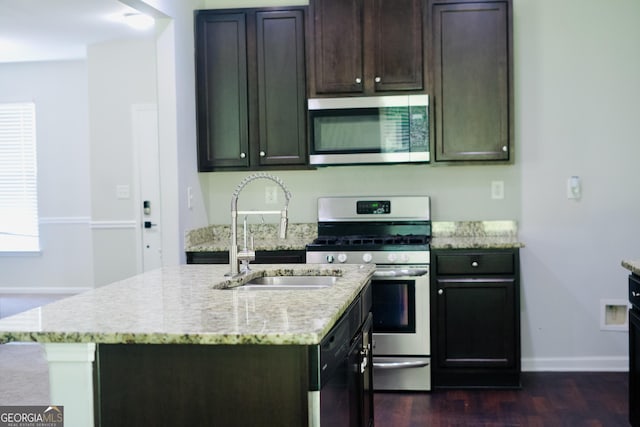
left=0, top=0, right=154, bottom=63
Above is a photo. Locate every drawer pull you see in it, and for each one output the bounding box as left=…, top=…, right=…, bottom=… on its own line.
left=471, top=261, right=479, bottom=268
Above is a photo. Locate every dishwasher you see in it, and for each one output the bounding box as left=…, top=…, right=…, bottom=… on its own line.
left=308, top=286, right=373, bottom=427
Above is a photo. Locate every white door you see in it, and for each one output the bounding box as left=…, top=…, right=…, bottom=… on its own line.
left=132, top=104, right=162, bottom=271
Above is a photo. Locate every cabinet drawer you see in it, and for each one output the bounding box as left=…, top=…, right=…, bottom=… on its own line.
left=435, top=252, right=515, bottom=275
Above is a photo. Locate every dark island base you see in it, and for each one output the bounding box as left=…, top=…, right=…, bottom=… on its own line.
left=94, top=344, right=309, bottom=427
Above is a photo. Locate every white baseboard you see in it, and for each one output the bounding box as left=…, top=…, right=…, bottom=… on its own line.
left=522, top=356, right=628, bottom=372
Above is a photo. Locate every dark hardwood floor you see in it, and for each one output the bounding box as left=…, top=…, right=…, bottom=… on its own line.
left=374, top=372, right=628, bottom=427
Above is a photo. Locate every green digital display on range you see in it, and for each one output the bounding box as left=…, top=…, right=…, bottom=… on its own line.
left=356, top=200, right=391, bottom=215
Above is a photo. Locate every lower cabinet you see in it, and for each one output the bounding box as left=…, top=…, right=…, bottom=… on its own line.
left=186, top=250, right=306, bottom=265
left=431, top=249, right=520, bottom=388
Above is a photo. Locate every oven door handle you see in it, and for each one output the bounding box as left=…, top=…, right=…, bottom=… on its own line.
left=373, top=268, right=429, bottom=278
left=373, top=360, right=430, bottom=370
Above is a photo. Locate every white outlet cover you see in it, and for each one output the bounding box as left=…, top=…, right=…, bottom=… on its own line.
left=600, top=299, right=629, bottom=331
left=265, top=186, right=278, bottom=204
left=491, top=181, right=504, bottom=200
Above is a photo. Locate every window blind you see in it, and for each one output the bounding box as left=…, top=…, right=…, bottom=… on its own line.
left=0, top=102, right=40, bottom=251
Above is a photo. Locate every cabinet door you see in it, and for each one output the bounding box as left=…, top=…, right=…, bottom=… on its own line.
left=195, top=12, right=250, bottom=170
left=310, top=0, right=364, bottom=94
left=255, top=10, right=308, bottom=166
left=435, top=277, right=516, bottom=369
left=370, top=0, right=424, bottom=92
left=431, top=1, right=511, bottom=161
left=630, top=308, right=640, bottom=426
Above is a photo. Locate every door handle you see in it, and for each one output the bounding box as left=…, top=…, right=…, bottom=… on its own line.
left=373, top=360, right=429, bottom=370
left=144, top=221, right=157, bottom=229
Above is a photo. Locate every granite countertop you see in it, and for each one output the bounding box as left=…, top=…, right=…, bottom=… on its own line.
left=185, top=223, right=315, bottom=252
left=431, top=221, right=524, bottom=249
left=0, top=264, right=375, bottom=346
left=622, top=260, right=640, bottom=276
left=185, top=220, right=524, bottom=252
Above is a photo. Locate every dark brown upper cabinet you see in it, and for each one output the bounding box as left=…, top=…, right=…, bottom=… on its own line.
left=308, top=0, right=425, bottom=96
left=195, top=8, right=308, bottom=171
left=430, top=0, right=513, bottom=162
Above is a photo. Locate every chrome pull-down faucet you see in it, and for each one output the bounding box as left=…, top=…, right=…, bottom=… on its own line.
left=228, top=173, right=292, bottom=276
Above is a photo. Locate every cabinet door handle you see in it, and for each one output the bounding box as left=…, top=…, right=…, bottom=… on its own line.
left=438, top=289, right=443, bottom=295
left=360, top=348, right=369, bottom=373
left=471, top=261, right=479, bottom=268
left=259, top=151, right=265, bottom=157
left=240, top=152, right=246, bottom=159
left=355, top=77, right=362, bottom=84
left=374, top=76, right=381, bottom=83
left=633, top=291, right=640, bottom=297
left=502, top=145, right=508, bottom=152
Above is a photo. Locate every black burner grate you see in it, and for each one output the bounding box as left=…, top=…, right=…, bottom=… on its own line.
left=312, top=234, right=429, bottom=247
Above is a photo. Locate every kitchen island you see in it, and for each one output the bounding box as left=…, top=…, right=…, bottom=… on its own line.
left=0, top=264, right=375, bottom=427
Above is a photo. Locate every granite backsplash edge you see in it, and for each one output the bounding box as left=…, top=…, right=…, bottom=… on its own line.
left=185, top=220, right=523, bottom=252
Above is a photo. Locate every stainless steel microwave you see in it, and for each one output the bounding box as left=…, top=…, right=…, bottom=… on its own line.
left=308, top=95, right=429, bottom=166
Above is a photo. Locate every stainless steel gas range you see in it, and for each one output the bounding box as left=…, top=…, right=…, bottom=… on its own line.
left=306, top=196, right=431, bottom=391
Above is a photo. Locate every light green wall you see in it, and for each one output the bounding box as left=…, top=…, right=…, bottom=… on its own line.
left=204, top=165, right=520, bottom=224
left=515, top=0, right=640, bottom=369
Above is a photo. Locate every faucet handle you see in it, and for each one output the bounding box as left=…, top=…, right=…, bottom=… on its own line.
left=237, top=232, right=255, bottom=262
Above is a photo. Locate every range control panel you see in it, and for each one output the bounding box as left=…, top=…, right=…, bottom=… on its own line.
left=356, top=200, right=390, bottom=215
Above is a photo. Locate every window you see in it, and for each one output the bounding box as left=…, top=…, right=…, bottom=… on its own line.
left=0, top=102, right=39, bottom=252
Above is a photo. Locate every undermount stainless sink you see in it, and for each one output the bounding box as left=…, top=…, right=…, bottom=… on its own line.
left=237, top=275, right=338, bottom=290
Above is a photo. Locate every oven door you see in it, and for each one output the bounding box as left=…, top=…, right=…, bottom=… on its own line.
left=370, top=266, right=431, bottom=391
left=371, top=266, right=430, bottom=356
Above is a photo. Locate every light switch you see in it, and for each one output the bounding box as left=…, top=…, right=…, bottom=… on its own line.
left=116, top=184, right=130, bottom=199
left=567, top=176, right=581, bottom=199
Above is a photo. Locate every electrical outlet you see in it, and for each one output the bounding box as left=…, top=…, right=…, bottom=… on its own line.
left=491, top=181, right=504, bottom=200
left=265, top=186, right=278, bottom=204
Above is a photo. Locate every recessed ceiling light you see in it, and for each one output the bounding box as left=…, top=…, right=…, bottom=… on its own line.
left=122, top=13, right=154, bottom=31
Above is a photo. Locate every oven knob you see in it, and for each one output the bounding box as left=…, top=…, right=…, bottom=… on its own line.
left=326, top=255, right=335, bottom=263
left=387, top=253, right=397, bottom=263
left=337, top=253, right=347, bottom=263
left=362, top=253, right=373, bottom=263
